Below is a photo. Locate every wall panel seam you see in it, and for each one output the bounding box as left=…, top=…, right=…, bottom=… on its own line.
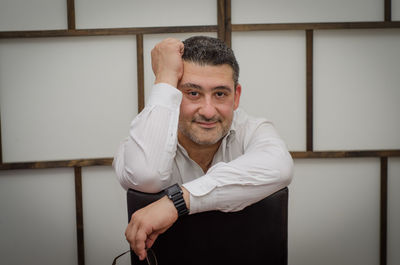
left=74, top=166, right=85, bottom=265
left=1, top=22, right=400, bottom=39
left=136, top=34, right=145, bottom=112
left=380, top=157, right=388, bottom=265
left=67, top=0, right=76, bottom=30
left=306, top=30, right=313, bottom=152
left=1, top=151, right=400, bottom=170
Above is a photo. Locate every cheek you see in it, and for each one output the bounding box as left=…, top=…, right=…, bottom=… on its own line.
left=180, top=100, right=198, bottom=119
left=216, top=102, right=235, bottom=119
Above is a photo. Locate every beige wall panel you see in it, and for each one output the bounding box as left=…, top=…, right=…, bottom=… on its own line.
left=314, top=29, right=400, bottom=151
left=0, top=169, right=77, bottom=265
left=75, top=0, right=216, bottom=29
left=232, top=0, right=383, bottom=24
left=0, top=0, right=67, bottom=31
left=82, top=166, right=129, bottom=265
left=0, top=36, right=137, bottom=162
left=289, top=158, right=380, bottom=265
left=388, top=158, right=400, bottom=265
left=232, top=31, right=306, bottom=151
left=394, top=0, right=400, bottom=21
left=143, top=33, right=217, bottom=102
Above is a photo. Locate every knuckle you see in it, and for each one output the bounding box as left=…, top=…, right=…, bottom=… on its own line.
left=125, top=231, right=133, bottom=242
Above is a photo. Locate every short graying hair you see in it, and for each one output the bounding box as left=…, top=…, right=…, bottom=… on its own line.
left=182, top=36, right=239, bottom=87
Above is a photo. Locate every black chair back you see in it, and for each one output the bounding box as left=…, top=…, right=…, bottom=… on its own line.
left=127, top=187, right=288, bottom=265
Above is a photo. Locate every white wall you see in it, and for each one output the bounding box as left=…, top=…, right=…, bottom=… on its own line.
left=314, top=29, right=400, bottom=151
left=289, top=158, right=380, bottom=265
left=0, top=36, right=137, bottom=162
left=0, top=1, right=399, bottom=265
left=232, top=31, right=306, bottom=151
left=232, top=0, right=383, bottom=23
left=0, top=0, right=67, bottom=31
left=388, top=158, right=400, bottom=265
left=0, top=168, right=78, bottom=265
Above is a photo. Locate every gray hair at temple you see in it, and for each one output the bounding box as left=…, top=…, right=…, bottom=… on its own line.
left=182, top=36, right=240, bottom=87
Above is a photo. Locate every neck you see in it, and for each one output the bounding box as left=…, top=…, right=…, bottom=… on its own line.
left=178, top=132, right=221, bottom=173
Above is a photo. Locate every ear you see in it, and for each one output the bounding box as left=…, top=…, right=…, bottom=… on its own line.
left=233, top=83, right=242, bottom=110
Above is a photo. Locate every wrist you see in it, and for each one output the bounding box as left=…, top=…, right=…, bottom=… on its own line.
left=155, top=74, right=179, bottom=88
left=161, top=196, right=179, bottom=219
left=165, top=184, right=189, bottom=217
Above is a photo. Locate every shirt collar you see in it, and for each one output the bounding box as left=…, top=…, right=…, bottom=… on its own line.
left=225, top=109, right=238, bottom=144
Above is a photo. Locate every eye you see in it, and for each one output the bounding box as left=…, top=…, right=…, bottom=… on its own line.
left=215, top=91, right=226, bottom=98
left=187, top=91, right=199, bottom=98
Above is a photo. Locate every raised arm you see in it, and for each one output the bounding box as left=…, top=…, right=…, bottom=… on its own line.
left=113, top=38, right=184, bottom=192
left=114, top=38, right=191, bottom=261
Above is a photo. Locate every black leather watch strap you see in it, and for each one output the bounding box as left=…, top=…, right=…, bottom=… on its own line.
left=165, top=184, right=189, bottom=217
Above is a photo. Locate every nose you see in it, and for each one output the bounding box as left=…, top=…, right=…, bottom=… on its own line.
left=198, top=97, right=217, bottom=120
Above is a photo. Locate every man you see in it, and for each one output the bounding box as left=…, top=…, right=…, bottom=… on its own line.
left=113, top=36, right=293, bottom=260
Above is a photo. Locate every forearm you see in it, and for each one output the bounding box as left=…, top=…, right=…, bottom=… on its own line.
left=113, top=83, right=182, bottom=192
left=183, top=139, right=294, bottom=214
left=186, top=177, right=291, bottom=214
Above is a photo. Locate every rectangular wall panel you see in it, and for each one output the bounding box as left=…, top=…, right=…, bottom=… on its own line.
left=0, top=0, right=67, bottom=31
left=289, top=158, right=380, bottom=265
left=388, top=158, right=400, bottom=265
left=82, top=166, right=129, bottom=265
left=314, top=29, right=400, bottom=151
left=0, top=36, right=137, bottom=162
left=75, top=0, right=216, bottom=29
left=0, top=169, right=77, bottom=265
left=232, top=31, right=306, bottom=151
left=232, top=0, right=383, bottom=24
left=393, top=0, right=400, bottom=21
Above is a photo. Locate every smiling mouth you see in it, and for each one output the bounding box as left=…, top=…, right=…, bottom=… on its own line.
left=195, top=121, right=218, bottom=129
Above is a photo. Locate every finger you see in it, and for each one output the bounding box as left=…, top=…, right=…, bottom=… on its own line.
left=145, top=232, right=159, bottom=249
left=125, top=216, right=140, bottom=252
left=134, top=227, right=149, bottom=260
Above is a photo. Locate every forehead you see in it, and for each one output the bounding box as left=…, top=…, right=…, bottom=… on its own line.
left=181, top=61, right=235, bottom=87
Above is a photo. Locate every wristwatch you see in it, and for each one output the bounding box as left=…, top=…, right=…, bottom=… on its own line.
left=165, top=184, right=189, bottom=217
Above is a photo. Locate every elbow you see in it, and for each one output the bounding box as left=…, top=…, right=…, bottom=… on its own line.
left=113, top=139, right=170, bottom=193
left=113, top=156, right=167, bottom=193
left=279, top=152, right=294, bottom=187
left=121, top=165, right=168, bottom=193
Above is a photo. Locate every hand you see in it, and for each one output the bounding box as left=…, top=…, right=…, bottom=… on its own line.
left=125, top=195, right=178, bottom=260
left=151, top=38, right=184, bottom=87
left=125, top=187, right=190, bottom=260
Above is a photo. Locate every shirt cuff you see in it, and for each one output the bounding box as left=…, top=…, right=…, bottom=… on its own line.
left=182, top=175, right=218, bottom=214
left=147, top=83, right=182, bottom=109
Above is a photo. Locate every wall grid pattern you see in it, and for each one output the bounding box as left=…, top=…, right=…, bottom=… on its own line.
left=0, top=1, right=399, bottom=265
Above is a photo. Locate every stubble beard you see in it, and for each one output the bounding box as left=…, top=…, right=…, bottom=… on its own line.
left=178, top=116, right=231, bottom=146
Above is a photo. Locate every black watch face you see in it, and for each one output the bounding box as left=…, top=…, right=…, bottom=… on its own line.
left=168, top=184, right=180, bottom=196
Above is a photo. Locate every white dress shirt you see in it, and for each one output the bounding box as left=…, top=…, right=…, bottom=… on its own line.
left=113, top=83, right=293, bottom=214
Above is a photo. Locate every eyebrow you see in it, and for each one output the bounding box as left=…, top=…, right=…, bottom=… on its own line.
left=180, top=82, right=202, bottom=90
left=180, top=82, right=232, bottom=92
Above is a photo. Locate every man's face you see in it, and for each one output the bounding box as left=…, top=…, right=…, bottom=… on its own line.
left=177, top=61, right=241, bottom=146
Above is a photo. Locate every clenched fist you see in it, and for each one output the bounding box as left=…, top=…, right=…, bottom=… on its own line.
left=151, top=38, right=184, bottom=87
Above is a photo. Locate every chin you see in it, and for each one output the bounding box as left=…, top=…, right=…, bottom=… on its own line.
left=192, top=135, right=222, bottom=146
left=197, top=140, right=219, bottom=145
